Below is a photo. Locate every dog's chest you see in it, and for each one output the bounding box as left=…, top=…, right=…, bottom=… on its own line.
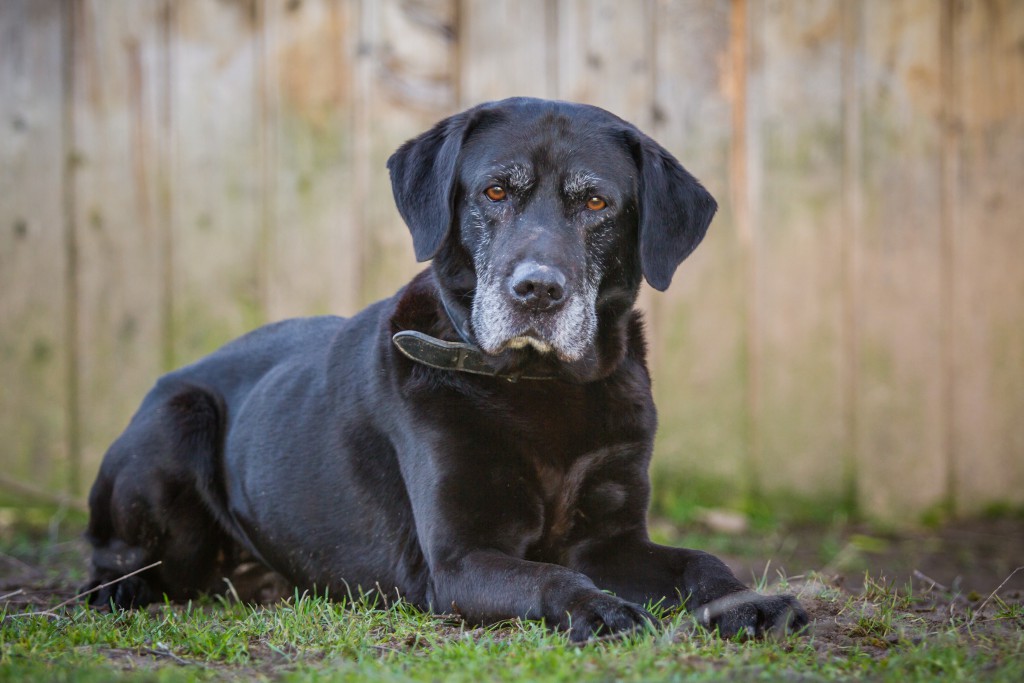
left=527, top=445, right=635, bottom=560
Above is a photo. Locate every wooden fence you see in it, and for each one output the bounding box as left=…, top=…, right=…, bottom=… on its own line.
left=1, top=0, right=1021, bottom=522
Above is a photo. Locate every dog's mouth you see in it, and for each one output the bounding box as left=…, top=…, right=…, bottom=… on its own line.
left=499, top=335, right=554, bottom=355
left=480, top=326, right=585, bottom=364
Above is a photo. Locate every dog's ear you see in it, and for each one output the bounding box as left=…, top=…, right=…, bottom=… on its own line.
left=387, top=110, right=478, bottom=262
left=627, top=130, right=717, bottom=291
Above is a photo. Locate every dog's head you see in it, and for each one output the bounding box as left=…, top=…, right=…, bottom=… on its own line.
left=388, top=98, right=716, bottom=380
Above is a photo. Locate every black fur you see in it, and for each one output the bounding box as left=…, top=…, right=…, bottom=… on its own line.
left=84, top=98, right=806, bottom=641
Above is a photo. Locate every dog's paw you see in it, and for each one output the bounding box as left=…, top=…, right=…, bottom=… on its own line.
left=565, top=592, right=655, bottom=643
left=695, top=591, right=808, bottom=639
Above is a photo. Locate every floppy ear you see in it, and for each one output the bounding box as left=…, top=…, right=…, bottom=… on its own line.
left=387, top=110, right=477, bottom=262
left=628, top=131, right=717, bottom=291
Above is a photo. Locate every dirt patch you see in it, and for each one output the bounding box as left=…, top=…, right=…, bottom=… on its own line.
left=720, top=517, right=1024, bottom=597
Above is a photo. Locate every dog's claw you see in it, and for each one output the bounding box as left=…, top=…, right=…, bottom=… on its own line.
left=696, top=591, right=808, bottom=639
left=567, top=593, right=656, bottom=643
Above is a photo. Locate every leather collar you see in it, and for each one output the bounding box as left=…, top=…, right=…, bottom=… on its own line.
left=392, top=330, right=558, bottom=382
left=392, top=291, right=560, bottom=382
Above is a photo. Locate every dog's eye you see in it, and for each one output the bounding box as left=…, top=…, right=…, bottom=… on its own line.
left=586, top=196, right=607, bottom=211
left=484, top=185, right=507, bottom=202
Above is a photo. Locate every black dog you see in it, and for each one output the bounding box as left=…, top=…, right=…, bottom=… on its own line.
left=85, top=98, right=806, bottom=641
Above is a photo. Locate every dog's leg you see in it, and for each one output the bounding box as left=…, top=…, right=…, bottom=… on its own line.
left=408, top=460, right=655, bottom=642
left=571, top=537, right=808, bottom=638
left=84, top=386, right=235, bottom=608
left=428, top=549, right=655, bottom=642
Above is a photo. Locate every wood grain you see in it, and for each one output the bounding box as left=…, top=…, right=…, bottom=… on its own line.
left=0, top=0, right=69, bottom=492
left=68, top=0, right=171, bottom=487
left=459, top=0, right=554, bottom=103
left=856, top=0, right=947, bottom=519
left=951, top=0, right=1024, bottom=514
left=650, top=0, right=750, bottom=500
left=264, top=0, right=361, bottom=320
left=170, top=0, right=266, bottom=365
left=755, top=0, right=846, bottom=500
left=356, top=0, right=457, bottom=307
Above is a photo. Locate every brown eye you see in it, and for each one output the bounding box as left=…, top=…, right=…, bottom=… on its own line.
left=586, top=196, right=607, bottom=211
left=485, top=185, right=507, bottom=201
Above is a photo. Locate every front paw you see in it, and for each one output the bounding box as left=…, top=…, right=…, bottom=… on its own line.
left=696, top=591, right=808, bottom=639
left=565, top=592, right=655, bottom=643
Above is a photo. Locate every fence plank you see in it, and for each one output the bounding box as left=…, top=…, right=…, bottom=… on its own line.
left=0, top=0, right=69, bottom=493
left=952, top=0, right=1024, bottom=514
left=170, top=0, right=266, bottom=364
left=264, top=0, right=361, bottom=320
left=856, top=0, right=947, bottom=520
left=459, top=0, right=554, bottom=104
left=556, top=0, right=653, bottom=122
left=70, top=0, right=171, bottom=489
left=649, top=1, right=750, bottom=501
left=356, top=0, right=458, bottom=307
left=755, top=0, right=847, bottom=501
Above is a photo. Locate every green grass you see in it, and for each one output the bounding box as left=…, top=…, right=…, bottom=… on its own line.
left=1, top=511, right=1022, bottom=682
left=2, top=579, right=1022, bottom=682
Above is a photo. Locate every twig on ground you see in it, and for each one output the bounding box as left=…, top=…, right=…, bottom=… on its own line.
left=3, top=560, right=163, bottom=621
left=913, top=569, right=949, bottom=593
left=968, top=566, right=1024, bottom=628
left=0, top=588, right=25, bottom=602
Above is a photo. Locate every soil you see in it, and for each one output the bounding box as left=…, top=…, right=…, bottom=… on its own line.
left=720, top=517, right=1024, bottom=597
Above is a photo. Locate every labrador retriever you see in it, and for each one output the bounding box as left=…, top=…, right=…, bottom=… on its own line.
left=84, top=98, right=807, bottom=641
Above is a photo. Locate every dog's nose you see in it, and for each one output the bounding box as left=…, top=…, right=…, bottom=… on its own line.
left=509, top=262, right=567, bottom=311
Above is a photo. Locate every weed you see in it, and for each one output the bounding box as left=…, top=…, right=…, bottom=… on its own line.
left=992, top=597, right=1024, bottom=626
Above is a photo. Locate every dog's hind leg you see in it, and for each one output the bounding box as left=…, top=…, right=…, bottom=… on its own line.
left=83, top=384, right=237, bottom=609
